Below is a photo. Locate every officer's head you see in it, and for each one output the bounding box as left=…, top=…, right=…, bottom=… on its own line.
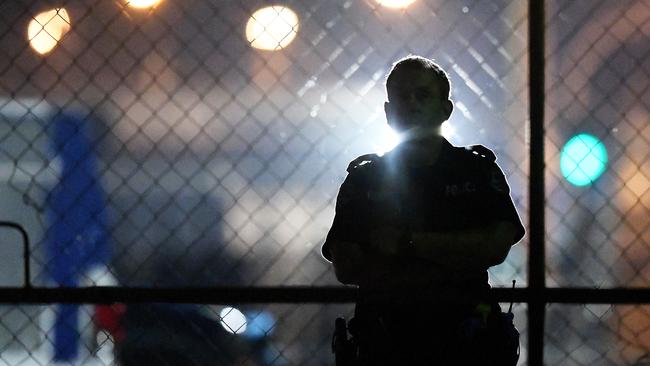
left=384, top=55, right=453, bottom=134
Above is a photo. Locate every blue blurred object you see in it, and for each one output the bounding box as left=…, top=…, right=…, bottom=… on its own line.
left=45, top=112, right=110, bottom=361
left=244, top=310, right=275, bottom=339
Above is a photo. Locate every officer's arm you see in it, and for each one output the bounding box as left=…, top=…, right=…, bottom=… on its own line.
left=410, top=220, right=521, bottom=270
left=329, top=239, right=409, bottom=287
left=329, top=240, right=364, bottom=285
left=326, top=159, right=403, bottom=286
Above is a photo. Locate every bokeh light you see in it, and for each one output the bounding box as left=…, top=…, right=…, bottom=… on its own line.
left=246, top=6, right=299, bottom=50
left=376, top=0, right=417, bottom=8
left=219, top=307, right=247, bottom=334
left=125, top=0, right=163, bottom=9
left=560, top=133, right=608, bottom=186
left=27, top=8, right=70, bottom=55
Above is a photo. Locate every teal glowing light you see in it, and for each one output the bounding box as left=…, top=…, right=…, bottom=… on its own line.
left=560, top=134, right=608, bottom=186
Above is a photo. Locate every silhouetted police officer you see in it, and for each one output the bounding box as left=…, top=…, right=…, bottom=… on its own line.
left=323, top=55, right=525, bottom=365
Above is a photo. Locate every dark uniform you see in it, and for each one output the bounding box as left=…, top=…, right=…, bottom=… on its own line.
left=323, top=138, right=525, bottom=365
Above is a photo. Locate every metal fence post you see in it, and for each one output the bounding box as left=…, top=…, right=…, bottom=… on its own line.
left=528, top=0, right=546, bottom=365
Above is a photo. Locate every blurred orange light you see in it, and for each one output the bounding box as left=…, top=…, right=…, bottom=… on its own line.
left=376, top=0, right=417, bottom=8
left=27, top=8, right=70, bottom=55
left=126, top=0, right=162, bottom=9
left=246, top=6, right=299, bottom=51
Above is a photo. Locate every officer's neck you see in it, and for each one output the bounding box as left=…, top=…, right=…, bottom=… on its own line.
left=400, top=135, right=444, bottom=167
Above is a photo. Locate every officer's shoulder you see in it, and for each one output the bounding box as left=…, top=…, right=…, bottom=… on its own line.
left=457, top=144, right=497, bottom=163
left=346, top=153, right=383, bottom=173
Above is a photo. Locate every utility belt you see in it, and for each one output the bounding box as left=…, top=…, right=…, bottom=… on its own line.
left=332, top=300, right=520, bottom=366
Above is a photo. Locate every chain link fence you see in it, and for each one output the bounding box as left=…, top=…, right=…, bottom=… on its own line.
left=0, top=0, right=647, bottom=364
left=545, top=0, right=650, bottom=365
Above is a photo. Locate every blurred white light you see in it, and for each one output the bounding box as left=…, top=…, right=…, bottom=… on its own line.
left=246, top=6, right=299, bottom=50
left=376, top=125, right=401, bottom=156
left=126, top=0, right=162, bottom=8
left=220, top=307, right=247, bottom=334
left=27, top=8, right=70, bottom=55
left=376, top=0, right=417, bottom=8
left=440, top=121, right=455, bottom=140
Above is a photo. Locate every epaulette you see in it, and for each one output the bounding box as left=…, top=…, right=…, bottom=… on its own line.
left=346, top=153, right=380, bottom=173
left=466, top=144, right=497, bottom=162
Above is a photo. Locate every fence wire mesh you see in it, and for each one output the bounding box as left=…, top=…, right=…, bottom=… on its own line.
left=1, top=0, right=529, bottom=288
left=546, top=304, right=650, bottom=366
left=0, top=0, right=646, bottom=364
left=544, top=0, right=650, bottom=365
left=2, top=1, right=529, bottom=363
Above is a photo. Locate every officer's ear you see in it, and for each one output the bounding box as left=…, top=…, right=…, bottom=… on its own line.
left=443, top=99, right=453, bottom=121
left=384, top=101, right=396, bottom=127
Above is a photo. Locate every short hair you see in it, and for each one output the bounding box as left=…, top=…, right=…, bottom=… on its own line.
left=385, top=55, right=451, bottom=100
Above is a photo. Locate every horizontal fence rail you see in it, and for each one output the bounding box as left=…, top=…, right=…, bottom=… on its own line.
left=2, top=287, right=650, bottom=305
